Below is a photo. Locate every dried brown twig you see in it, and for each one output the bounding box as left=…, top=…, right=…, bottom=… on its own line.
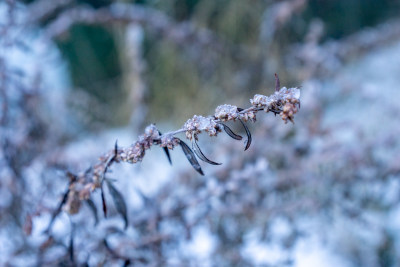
left=58, top=75, right=300, bottom=226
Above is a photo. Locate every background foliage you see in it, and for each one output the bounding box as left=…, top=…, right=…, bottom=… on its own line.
left=1, top=0, right=400, bottom=266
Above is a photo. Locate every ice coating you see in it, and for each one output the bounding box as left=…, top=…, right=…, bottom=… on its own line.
left=184, top=115, right=219, bottom=139
left=61, top=84, right=301, bottom=215
left=214, top=104, right=239, bottom=121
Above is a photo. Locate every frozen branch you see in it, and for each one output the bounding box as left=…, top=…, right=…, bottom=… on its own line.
left=59, top=77, right=301, bottom=217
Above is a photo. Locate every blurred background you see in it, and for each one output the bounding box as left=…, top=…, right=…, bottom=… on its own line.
left=1, top=0, right=400, bottom=266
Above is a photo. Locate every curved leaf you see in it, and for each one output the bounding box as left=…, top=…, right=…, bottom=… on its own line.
left=192, top=136, right=221, bottom=165
left=46, top=172, right=77, bottom=233
left=69, top=225, right=75, bottom=263
left=86, top=198, right=98, bottom=225
left=178, top=138, right=204, bottom=175
left=106, top=180, right=128, bottom=229
left=101, top=185, right=107, bottom=217
left=239, top=118, right=252, bottom=151
left=219, top=123, right=243, bottom=140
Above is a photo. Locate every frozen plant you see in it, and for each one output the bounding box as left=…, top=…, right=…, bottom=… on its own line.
left=52, top=75, right=301, bottom=230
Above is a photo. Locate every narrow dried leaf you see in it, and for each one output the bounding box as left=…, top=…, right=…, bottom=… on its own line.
left=158, top=131, right=172, bottom=165
left=106, top=180, right=128, bottom=229
left=69, top=228, right=74, bottom=262
left=46, top=188, right=69, bottom=233
left=178, top=138, right=204, bottom=175
left=219, top=123, right=243, bottom=140
left=192, top=136, right=221, bottom=165
left=102, top=142, right=117, bottom=181
left=101, top=185, right=107, bottom=218
left=114, top=139, right=118, bottom=155
left=275, top=73, right=280, bottom=92
left=162, top=147, right=172, bottom=165
left=86, top=198, right=99, bottom=225
left=239, top=118, right=252, bottom=150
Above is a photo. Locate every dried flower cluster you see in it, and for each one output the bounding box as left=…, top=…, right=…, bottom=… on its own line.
left=55, top=75, right=300, bottom=223
left=183, top=115, right=219, bottom=139
left=251, top=86, right=301, bottom=123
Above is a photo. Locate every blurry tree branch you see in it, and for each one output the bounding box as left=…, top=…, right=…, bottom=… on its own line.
left=34, top=2, right=244, bottom=60
left=260, top=0, right=308, bottom=46
left=27, top=0, right=75, bottom=23
left=289, top=18, right=400, bottom=79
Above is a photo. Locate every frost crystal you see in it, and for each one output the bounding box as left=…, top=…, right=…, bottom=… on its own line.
left=215, top=104, right=238, bottom=121
left=57, top=78, right=301, bottom=218
left=161, top=134, right=179, bottom=149
left=145, top=124, right=160, bottom=139
left=250, top=94, right=268, bottom=107
left=281, top=87, right=301, bottom=101
left=184, top=115, right=218, bottom=139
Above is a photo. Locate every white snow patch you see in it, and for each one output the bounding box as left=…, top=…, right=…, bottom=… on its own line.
left=180, top=226, right=217, bottom=265
left=293, top=236, right=351, bottom=267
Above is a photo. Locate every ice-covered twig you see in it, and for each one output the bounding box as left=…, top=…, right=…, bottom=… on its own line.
left=61, top=78, right=301, bottom=217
